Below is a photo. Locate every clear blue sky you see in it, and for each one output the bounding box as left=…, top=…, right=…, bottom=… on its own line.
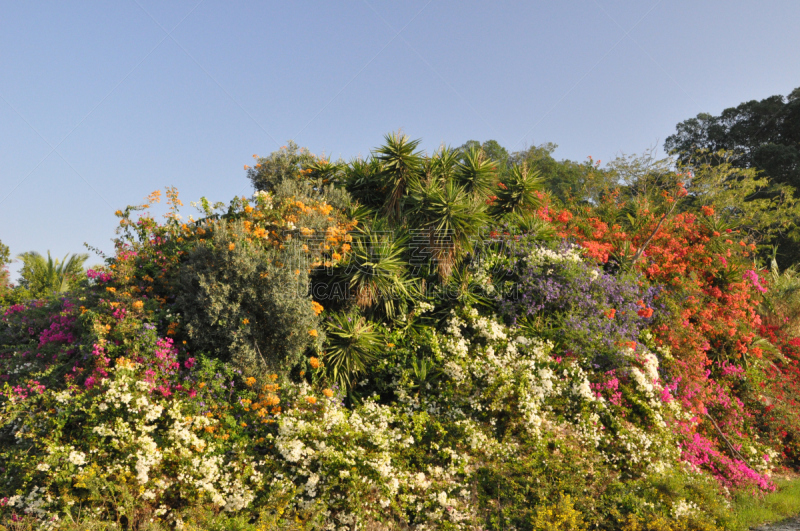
left=2, top=0, right=799, bottom=279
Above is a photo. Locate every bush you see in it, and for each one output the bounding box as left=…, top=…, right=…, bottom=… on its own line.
left=178, top=220, right=321, bottom=376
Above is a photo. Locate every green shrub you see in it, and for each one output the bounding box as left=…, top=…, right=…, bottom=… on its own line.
left=178, top=220, right=321, bottom=376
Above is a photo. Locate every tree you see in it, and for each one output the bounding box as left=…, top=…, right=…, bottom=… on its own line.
left=511, top=143, right=619, bottom=206
left=16, top=251, right=89, bottom=298
left=461, top=139, right=509, bottom=170
left=0, top=239, right=10, bottom=301
left=665, top=87, right=800, bottom=190
left=665, top=87, right=800, bottom=266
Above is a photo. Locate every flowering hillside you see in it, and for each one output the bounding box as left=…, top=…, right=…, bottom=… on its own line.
left=2, top=137, right=799, bottom=530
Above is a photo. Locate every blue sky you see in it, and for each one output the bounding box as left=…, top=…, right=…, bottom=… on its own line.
left=2, top=0, right=799, bottom=278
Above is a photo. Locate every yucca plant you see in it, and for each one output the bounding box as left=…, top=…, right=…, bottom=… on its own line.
left=374, top=132, right=423, bottom=223
left=332, top=225, right=414, bottom=320
left=506, top=212, right=557, bottom=242
left=489, top=164, right=544, bottom=218
left=455, top=145, right=497, bottom=197
left=323, top=312, right=383, bottom=390
left=405, top=179, right=488, bottom=278
left=343, top=157, right=385, bottom=210
left=429, top=145, right=460, bottom=184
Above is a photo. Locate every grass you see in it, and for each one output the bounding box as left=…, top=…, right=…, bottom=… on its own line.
left=728, top=474, right=800, bottom=530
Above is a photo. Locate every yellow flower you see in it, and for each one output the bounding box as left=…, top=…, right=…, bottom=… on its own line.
left=387, top=343, right=395, bottom=348
left=306, top=396, right=317, bottom=405
left=309, top=357, right=320, bottom=369
left=228, top=242, right=236, bottom=251
left=245, top=377, right=256, bottom=387
left=132, top=300, right=144, bottom=311
left=308, top=329, right=318, bottom=337
left=322, top=389, right=334, bottom=398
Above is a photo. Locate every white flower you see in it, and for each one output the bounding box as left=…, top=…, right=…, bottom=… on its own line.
left=68, top=450, right=86, bottom=466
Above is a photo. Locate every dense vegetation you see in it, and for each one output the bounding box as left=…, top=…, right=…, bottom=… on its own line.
left=1, top=88, right=800, bottom=530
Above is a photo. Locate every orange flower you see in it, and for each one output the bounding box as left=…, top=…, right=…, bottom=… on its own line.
left=309, top=357, right=320, bottom=369
left=311, top=301, right=324, bottom=315
left=637, top=307, right=654, bottom=318
left=308, top=329, right=318, bottom=337
left=605, top=308, right=616, bottom=319
left=228, top=242, right=236, bottom=251
left=306, top=396, right=317, bottom=405
left=264, top=394, right=280, bottom=406
left=132, top=300, right=144, bottom=311
left=245, top=377, right=256, bottom=386
left=242, top=318, right=250, bottom=325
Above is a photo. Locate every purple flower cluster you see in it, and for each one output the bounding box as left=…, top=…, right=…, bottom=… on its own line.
left=500, top=242, right=662, bottom=366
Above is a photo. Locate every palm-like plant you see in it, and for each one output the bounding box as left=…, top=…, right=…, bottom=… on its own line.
left=343, top=157, right=385, bottom=210
left=334, top=225, right=414, bottom=320
left=374, top=132, right=423, bottom=223
left=17, top=251, right=88, bottom=297
left=406, top=179, right=488, bottom=278
left=429, top=145, right=460, bottom=184
left=323, top=312, right=382, bottom=390
left=489, top=164, right=544, bottom=218
left=455, top=145, right=496, bottom=197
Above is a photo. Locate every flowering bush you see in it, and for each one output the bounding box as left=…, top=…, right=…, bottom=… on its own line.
left=2, top=139, right=800, bottom=530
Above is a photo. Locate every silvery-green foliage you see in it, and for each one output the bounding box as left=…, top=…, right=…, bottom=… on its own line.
left=177, top=221, right=321, bottom=375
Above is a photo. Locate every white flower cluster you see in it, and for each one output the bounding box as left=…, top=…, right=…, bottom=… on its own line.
left=254, top=190, right=274, bottom=209
left=672, top=498, right=699, bottom=519
left=522, top=244, right=582, bottom=268
left=25, top=362, right=263, bottom=522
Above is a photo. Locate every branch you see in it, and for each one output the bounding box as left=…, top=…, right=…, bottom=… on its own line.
left=630, top=198, right=679, bottom=266
left=704, top=412, right=750, bottom=467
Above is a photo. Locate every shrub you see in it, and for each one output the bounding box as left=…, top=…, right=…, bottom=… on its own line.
left=177, top=220, right=321, bottom=376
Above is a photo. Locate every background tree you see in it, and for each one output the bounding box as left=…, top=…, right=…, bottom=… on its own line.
left=15, top=251, right=88, bottom=299
left=0, top=239, right=10, bottom=302
left=665, top=87, right=800, bottom=266
left=509, top=143, right=618, bottom=206
left=665, top=87, right=800, bottom=190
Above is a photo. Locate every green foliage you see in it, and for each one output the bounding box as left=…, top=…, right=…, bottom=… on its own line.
left=665, top=86, right=800, bottom=267
left=177, top=221, right=321, bottom=376
left=373, top=131, right=423, bottom=222
left=322, top=311, right=382, bottom=390
left=406, top=179, right=488, bottom=277
left=454, top=144, right=497, bottom=196
left=247, top=141, right=317, bottom=194
left=15, top=250, right=88, bottom=299
left=511, top=143, right=617, bottom=205
left=679, top=150, right=800, bottom=248
left=665, top=87, right=800, bottom=191
left=326, top=225, right=414, bottom=320
left=489, top=164, right=544, bottom=217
